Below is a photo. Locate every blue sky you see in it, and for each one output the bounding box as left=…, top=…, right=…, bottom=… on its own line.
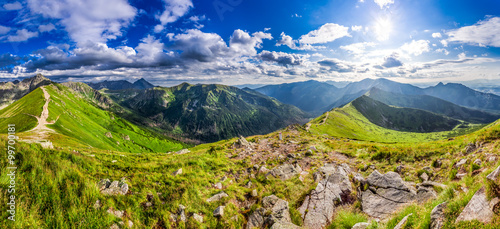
left=0, top=0, right=499, bottom=86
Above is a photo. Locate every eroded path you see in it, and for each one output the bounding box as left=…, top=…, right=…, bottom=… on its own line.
left=23, top=86, right=57, bottom=148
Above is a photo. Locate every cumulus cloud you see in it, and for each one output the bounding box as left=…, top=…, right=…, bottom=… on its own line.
left=351, top=25, right=363, bottom=31
left=257, top=50, right=305, bottom=66
left=381, top=53, right=403, bottom=68
left=7, top=29, right=38, bottom=42
left=440, top=40, right=448, bottom=47
left=38, top=24, right=56, bottom=33
left=156, top=0, right=193, bottom=31
left=0, top=25, right=10, bottom=35
left=3, top=2, right=22, bottom=10
left=299, top=23, right=350, bottom=44
left=432, top=32, right=442, bottom=38
left=373, top=0, right=394, bottom=9
left=27, top=0, right=137, bottom=45
left=317, top=58, right=354, bottom=72
left=400, top=40, right=430, bottom=56
left=167, top=29, right=228, bottom=62
left=340, top=42, right=376, bottom=54
left=435, top=48, right=449, bottom=55
left=275, top=32, right=321, bottom=50
left=229, top=30, right=272, bottom=56
left=446, top=17, right=500, bottom=47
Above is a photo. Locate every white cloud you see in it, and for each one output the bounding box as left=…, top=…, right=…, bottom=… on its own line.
left=229, top=29, right=272, bottom=56
left=292, top=14, right=302, bottom=18
left=435, top=48, right=449, bottom=55
left=373, top=0, right=394, bottom=9
left=446, top=17, right=500, bottom=47
left=400, top=40, right=430, bottom=56
left=258, top=50, right=306, bottom=66
left=0, top=25, right=10, bottom=35
left=340, top=42, right=376, bottom=54
left=7, top=29, right=38, bottom=42
left=299, top=23, right=350, bottom=44
left=432, top=32, right=442, bottom=38
left=38, top=24, right=56, bottom=33
left=169, top=29, right=229, bottom=62
left=351, top=25, right=363, bottom=31
left=3, top=2, right=22, bottom=10
left=27, top=0, right=137, bottom=45
left=458, top=52, right=466, bottom=59
left=156, top=0, right=193, bottom=29
left=276, top=32, right=322, bottom=51
left=440, top=39, right=448, bottom=47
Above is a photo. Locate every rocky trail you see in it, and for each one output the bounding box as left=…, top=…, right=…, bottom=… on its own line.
left=23, top=86, right=57, bottom=148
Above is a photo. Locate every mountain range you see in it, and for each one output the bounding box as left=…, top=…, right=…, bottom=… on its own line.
left=87, top=78, right=155, bottom=90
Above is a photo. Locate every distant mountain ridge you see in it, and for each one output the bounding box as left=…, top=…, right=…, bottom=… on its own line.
left=87, top=78, right=155, bottom=90
left=256, top=78, right=500, bottom=116
left=0, top=73, right=52, bottom=108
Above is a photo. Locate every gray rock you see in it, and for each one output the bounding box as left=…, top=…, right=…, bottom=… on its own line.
left=351, top=222, right=370, bottom=229
left=120, top=183, right=129, bottom=194
left=259, top=166, right=270, bottom=174
left=93, top=199, right=102, bottom=209
left=394, top=213, right=412, bottom=229
left=178, top=204, right=186, bottom=222
left=246, top=181, right=253, bottom=188
left=455, top=159, right=467, bottom=168
left=193, top=213, right=203, bottom=223
left=213, top=206, right=224, bottom=217
left=236, top=136, right=251, bottom=148
left=455, top=187, right=494, bottom=224
left=207, top=192, right=228, bottom=202
left=107, top=208, right=124, bottom=218
left=105, top=132, right=112, bottom=138
left=366, top=170, right=410, bottom=191
left=270, top=221, right=300, bottom=229
left=252, top=189, right=258, bottom=197
left=486, top=165, right=500, bottom=182
left=299, top=165, right=352, bottom=228
left=361, top=171, right=421, bottom=219
left=175, top=149, right=190, bottom=154
left=109, top=223, right=119, bottom=229
left=100, top=179, right=129, bottom=195
left=430, top=202, right=447, bottom=229
left=488, top=156, right=497, bottom=163
left=214, top=182, right=222, bottom=189
left=269, top=164, right=302, bottom=181
left=97, top=179, right=111, bottom=191
left=396, top=165, right=404, bottom=174
left=473, top=159, right=482, bottom=166
left=420, top=172, right=429, bottom=181
left=247, top=195, right=298, bottom=228
left=417, top=187, right=438, bottom=203
left=172, top=168, right=183, bottom=176
left=464, top=143, right=477, bottom=154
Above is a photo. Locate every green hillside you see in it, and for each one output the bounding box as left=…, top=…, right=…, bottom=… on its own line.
left=367, top=87, right=500, bottom=124
left=352, top=95, right=462, bottom=132
left=1, top=83, right=185, bottom=153
left=308, top=99, right=483, bottom=143
left=108, top=83, right=309, bottom=142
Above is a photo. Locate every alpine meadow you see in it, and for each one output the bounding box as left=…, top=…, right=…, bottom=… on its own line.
left=1, top=0, right=500, bottom=229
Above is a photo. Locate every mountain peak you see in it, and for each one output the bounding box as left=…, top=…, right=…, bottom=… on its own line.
left=132, top=78, right=155, bottom=89
left=436, top=82, right=445, bottom=87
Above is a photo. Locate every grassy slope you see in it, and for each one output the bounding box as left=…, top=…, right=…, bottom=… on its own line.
left=44, top=84, right=186, bottom=153
left=0, top=88, right=44, bottom=133
left=352, top=95, right=462, bottom=132
left=309, top=102, right=483, bottom=143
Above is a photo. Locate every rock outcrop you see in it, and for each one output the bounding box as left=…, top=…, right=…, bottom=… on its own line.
left=247, top=195, right=299, bottom=229
left=455, top=187, right=495, bottom=224
left=207, top=192, right=228, bottom=203
left=430, top=202, right=447, bottom=229
left=268, top=164, right=302, bottom=181
left=361, top=171, right=435, bottom=219
left=98, top=179, right=128, bottom=195
left=298, top=164, right=352, bottom=229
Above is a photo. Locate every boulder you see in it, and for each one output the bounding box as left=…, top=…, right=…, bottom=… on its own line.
left=172, top=168, right=183, bottom=176
left=420, top=172, right=429, bottom=181
left=214, top=182, right=222, bottom=189
left=455, top=187, right=494, bottom=224
left=213, top=206, right=224, bottom=217
left=236, top=136, right=251, bottom=148
left=361, top=171, right=420, bottom=219
left=455, top=159, right=467, bottom=168
left=107, top=208, right=124, bottom=218
left=252, top=189, right=258, bottom=197
left=99, top=179, right=128, bottom=195
left=269, top=164, right=302, bottom=181
left=464, top=143, right=477, bottom=154
left=298, top=164, right=352, bottom=229
left=394, top=213, right=412, bottom=229
left=416, top=187, right=437, bottom=203
left=351, top=222, right=370, bottom=229
left=192, top=213, right=203, bottom=223
left=207, top=192, right=229, bottom=202
left=247, top=195, right=298, bottom=228
left=430, top=202, right=447, bottom=229
left=486, top=165, right=500, bottom=182
left=473, top=159, right=482, bottom=166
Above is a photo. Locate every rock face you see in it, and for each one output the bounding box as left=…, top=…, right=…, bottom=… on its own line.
left=361, top=171, right=434, bottom=219
left=430, top=202, right=447, bottom=229
left=98, top=179, right=128, bottom=195
left=298, top=164, right=352, bottom=229
left=394, top=213, right=412, bottom=229
left=269, top=164, right=302, bottom=181
left=207, top=192, right=228, bottom=203
left=486, top=165, right=500, bottom=182
left=455, top=187, right=495, bottom=224
left=247, top=195, right=298, bottom=229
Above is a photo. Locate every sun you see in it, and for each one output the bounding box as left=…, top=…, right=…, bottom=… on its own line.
left=373, top=16, right=393, bottom=41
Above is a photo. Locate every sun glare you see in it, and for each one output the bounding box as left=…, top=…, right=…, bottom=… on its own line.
left=373, top=16, right=393, bottom=41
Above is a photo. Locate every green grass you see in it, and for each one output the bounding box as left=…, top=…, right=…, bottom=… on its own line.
left=309, top=103, right=484, bottom=143
left=0, top=88, right=44, bottom=132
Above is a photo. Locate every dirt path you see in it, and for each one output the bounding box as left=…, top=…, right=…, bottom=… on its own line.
left=23, top=86, right=57, bottom=148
